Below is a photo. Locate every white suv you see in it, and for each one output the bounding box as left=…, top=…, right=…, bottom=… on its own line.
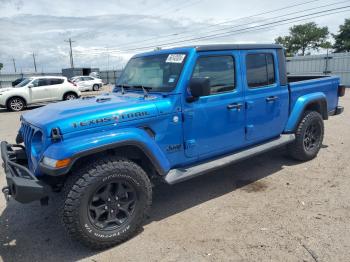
left=0, top=76, right=81, bottom=111
left=71, top=76, right=103, bottom=91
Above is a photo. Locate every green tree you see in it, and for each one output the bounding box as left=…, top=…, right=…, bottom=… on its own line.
left=333, top=19, right=350, bottom=52
left=275, top=22, right=329, bottom=56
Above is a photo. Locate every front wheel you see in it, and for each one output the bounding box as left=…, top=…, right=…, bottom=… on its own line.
left=287, top=111, right=324, bottom=161
left=62, top=157, right=152, bottom=249
left=92, top=84, right=99, bottom=91
left=7, top=97, right=25, bottom=111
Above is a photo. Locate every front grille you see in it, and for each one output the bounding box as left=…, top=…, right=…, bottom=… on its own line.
left=20, top=122, right=36, bottom=172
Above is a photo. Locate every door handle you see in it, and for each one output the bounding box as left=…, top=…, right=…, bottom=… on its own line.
left=266, top=96, right=278, bottom=102
left=227, top=103, right=243, bottom=111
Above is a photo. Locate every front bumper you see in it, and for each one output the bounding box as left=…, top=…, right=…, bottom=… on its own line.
left=1, top=141, right=49, bottom=203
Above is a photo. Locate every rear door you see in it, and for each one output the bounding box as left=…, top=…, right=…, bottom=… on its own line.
left=48, top=78, right=65, bottom=100
left=84, top=76, right=95, bottom=90
left=183, top=51, right=246, bottom=158
left=242, top=50, right=289, bottom=142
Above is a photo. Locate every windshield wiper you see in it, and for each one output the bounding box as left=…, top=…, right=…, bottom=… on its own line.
left=115, top=84, right=152, bottom=97
left=115, top=84, right=131, bottom=94
left=130, top=85, right=152, bottom=98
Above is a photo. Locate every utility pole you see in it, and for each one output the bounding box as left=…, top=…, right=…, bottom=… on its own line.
left=32, top=52, right=37, bottom=73
left=65, top=38, right=75, bottom=68
left=12, top=58, right=17, bottom=73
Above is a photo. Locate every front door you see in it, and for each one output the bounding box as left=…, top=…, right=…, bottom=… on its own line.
left=183, top=52, right=246, bottom=158
left=29, top=78, right=52, bottom=102
left=243, top=51, right=289, bottom=142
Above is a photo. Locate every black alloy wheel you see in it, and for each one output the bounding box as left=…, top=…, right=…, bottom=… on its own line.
left=88, top=180, right=137, bottom=230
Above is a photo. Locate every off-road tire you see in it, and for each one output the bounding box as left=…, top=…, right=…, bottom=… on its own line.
left=62, top=156, right=152, bottom=249
left=92, top=84, right=99, bottom=91
left=7, top=97, right=25, bottom=111
left=287, top=110, right=324, bottom=161
left=63, top=92, right=78, bottom=100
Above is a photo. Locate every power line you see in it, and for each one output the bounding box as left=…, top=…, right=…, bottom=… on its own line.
left=74, top=6, right=349, bottom=59
left=101, top=0, right=323, bottom=50
left=100, top=5, right=350, bottom=53
left=82, top=0, right=325, bottom=53
left=149, top=0, right=350, bottom=47
left=209, top=9, right=350, bottom=41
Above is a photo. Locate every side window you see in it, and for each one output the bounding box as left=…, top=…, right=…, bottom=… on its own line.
left=31, top=79, right=39, bottom=87
left=50, top=78, right=64, bottom=85
left=38, top=79, right=49, bottom=87
left=192, top=55, right=235, bottom=95
left=246, top=53, right=275, bottom=88
left=83, top=77, right=93, bottom=81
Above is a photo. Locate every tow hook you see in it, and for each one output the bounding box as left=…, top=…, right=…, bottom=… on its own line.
left=2, top=186, right=10, bottom=202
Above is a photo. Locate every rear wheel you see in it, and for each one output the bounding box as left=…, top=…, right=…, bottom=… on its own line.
left=7, top=97, right=25, bottom=111
left=63, top=92, right=78, bottom=100
left=287, top=111, right=324, bottom=161
left=62, top=157, right=152, bottom=249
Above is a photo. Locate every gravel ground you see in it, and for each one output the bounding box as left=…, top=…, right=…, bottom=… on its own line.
left=0, top=92, right=349, bottom=262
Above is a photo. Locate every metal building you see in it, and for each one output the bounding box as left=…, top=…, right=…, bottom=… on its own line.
left=62, top=67, right=99, bottom=79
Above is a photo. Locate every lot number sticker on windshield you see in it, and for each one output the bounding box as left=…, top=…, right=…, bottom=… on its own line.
left=166, top=54, right=186, bottom=63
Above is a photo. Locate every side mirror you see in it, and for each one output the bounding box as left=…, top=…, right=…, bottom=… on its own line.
left=187, top=77, right=210, bottom=102
left=27, top=83, right=34, bottom=88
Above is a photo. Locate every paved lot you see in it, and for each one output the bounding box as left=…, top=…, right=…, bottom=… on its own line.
left=0, top=93, right=349, bottom=262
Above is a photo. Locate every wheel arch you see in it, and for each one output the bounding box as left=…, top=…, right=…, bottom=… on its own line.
left=284, top=92, right=327, bottom=133
left=6, top=95, right=28, bottom=107
left=69, top=142, right=167, bottom=178
left=40, top=129, right=171, bottom=179
left=62, top=91, right=79, bottom=100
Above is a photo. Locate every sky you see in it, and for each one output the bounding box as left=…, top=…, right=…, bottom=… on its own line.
left=0, top=0, right=349, bottom=73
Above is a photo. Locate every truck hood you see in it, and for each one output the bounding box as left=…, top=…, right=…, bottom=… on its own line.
left=22, top=92, right=161, bottom=135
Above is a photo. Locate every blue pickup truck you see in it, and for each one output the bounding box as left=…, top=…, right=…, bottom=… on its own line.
left=1, top=44, right=345, bottom=248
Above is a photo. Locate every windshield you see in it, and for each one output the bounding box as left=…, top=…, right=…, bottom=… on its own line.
left=16, top=78, right=31, bottom=87
left=116, top=53, right=187, bottom=92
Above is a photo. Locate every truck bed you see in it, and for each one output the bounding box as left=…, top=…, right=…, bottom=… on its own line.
left=288, top=75, right=340, bottom=115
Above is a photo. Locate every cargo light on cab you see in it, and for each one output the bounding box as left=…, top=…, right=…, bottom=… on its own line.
left=43, top=157, right=71, bottom=168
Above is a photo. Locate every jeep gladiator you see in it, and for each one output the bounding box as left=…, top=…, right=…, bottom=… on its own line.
left=0, top=44, right=345, bottom=249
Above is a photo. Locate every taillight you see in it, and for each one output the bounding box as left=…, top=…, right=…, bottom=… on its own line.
left=338, top=85, right=346, bottom=97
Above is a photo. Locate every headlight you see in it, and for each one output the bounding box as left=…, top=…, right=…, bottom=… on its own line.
left=42, top=157, right=71, bottom=168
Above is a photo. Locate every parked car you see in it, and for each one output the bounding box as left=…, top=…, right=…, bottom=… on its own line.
left=0, top=76, right=81, bottom=111
left=89, top=71, right=100, bottom=79
left=12, top=77, right=26, bottom=87
left=71, top=76, right=103, bottom=91
left=1, top=44, right=345, bottom=249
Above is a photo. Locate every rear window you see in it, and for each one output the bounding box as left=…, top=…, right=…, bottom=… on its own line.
left=246, top=53, right=275, bottom=88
